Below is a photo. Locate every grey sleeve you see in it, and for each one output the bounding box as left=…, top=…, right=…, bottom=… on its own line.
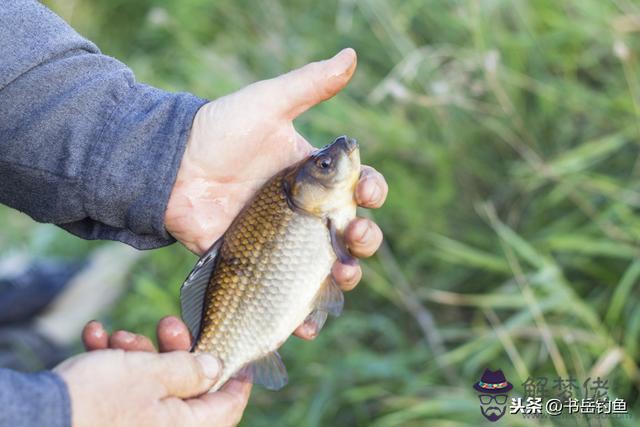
left=0, top=369, right=71, bottom=427
left=0, top=0, right=208, bottom=249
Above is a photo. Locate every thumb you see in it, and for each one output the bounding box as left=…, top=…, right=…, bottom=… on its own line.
left=261, top=48, right=357, bottom=119
left=143, top=351, right=222, bottom=398
left=186, top=379, right=253, bottom=427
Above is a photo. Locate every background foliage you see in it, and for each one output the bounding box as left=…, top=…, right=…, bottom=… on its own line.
left=2, top=0, right=640, bottom=425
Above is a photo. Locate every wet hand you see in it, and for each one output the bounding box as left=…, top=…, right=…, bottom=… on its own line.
left=165, top=49, right=388, bottom=340
left=76, top=317, right=251, bottom=427
left=55, top=349, right=250, bottom=427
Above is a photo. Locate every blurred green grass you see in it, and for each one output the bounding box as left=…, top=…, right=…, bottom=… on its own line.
left=2, top=0, right=640, bottom=425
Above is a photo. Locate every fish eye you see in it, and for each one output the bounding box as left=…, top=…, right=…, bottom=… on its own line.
left=316, top=156, right=332, bottom=170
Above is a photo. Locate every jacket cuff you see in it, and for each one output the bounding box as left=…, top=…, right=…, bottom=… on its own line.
left=0, top=369, right=71, bottom=427
left=69, top=82, right=207, bottom=250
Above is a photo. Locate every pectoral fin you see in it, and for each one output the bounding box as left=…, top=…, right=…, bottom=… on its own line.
left=329, top=219, right=357, bottom=266
left=180, top=239, right=222, bottom=347
left=312, top=276, right=344, bottom=317
left=239, top=351, right=288, bottom=390
left=303, top=310, right=329, bottom=336
left=303, top=278, right=344, bottom=336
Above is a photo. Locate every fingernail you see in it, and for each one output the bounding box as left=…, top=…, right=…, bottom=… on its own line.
left=116, top=331, right=135, bottom=343
left=159, top=316, right=185, bottom=338
left=87, top=320, right=103, bottom=334
left=345, top=267, right=358, bottom=284
left=331, top=48, right=355, bottom=71
left=197, top=354, right=222, bottom=380
left=91, top=328, right=105, bottom=338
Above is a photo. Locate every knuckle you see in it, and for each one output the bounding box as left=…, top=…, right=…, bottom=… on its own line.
left=306, top=62, right=333, bottom=99
left=172, top=351, right=201, bottom=376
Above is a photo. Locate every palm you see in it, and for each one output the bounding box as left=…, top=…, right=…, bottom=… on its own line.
left=176, top=103, right=311, bottom=253
left=166, top=49, right=365, bottom=255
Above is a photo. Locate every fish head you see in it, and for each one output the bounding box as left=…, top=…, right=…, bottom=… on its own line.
left=284, top=135, right=360, bottom=220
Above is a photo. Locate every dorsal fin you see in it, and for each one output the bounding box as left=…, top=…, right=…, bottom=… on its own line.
left=180, top=239, right=223, bottom=346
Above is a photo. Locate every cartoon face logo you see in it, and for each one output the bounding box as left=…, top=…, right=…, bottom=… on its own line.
left=473, top=369, right=513, bottom=422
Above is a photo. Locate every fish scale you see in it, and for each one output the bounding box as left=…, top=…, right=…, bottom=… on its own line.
left=180, top=136, right=360, bottom=391
left=195, top=174, right=335, bottom=390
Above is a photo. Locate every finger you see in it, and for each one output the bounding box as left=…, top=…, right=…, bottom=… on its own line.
left=344, top=218, right=383, bottom=259
left=331, top=261, right=362, bottom=291
left=263, top=48, right=357, bottom=119
left=186, top=378, right=253, bottom=427
left=108, top=330, right=156, bottom=352
left=293, top=322, right=318, bottom=340
left=356, top=166, right=388, bottom=208
left=157, top=316, right=192, bottom=352
left=140, top=351, right=221, bottom=398
left=82, top=320, right=108, bottom=351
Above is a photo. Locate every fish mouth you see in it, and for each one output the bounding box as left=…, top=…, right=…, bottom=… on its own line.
left=334, top=135, right=359, bottom=154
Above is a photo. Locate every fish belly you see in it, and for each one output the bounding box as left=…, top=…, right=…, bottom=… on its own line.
left=203, top=212, right=335, bottom=390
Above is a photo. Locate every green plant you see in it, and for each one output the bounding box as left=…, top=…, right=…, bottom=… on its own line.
left=5, top=0, right=640, bottom=425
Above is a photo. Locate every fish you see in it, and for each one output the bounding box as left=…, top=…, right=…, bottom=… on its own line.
left=180, top=135, right=361, bottom=391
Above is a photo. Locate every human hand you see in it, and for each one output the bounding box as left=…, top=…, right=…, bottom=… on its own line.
left=82, top=316, right=193, bottom=353
left=165, top=48, right=388, bottom=340
left=62, top=317, right=251, bottom=427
